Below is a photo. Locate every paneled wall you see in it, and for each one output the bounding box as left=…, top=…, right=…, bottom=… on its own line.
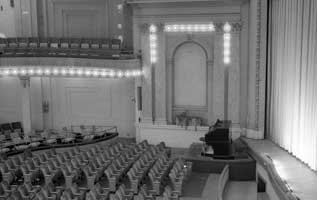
left=50, top=78, right=135, bottom=137
left=0, top=77, right=136, bottom=137
left=0, top=77, right=22, bottom=123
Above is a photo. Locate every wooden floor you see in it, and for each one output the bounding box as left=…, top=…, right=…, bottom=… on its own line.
left=243, top=137, right=317, bottom=200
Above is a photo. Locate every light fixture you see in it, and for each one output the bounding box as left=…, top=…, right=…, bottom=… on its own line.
left=223, top=22, right=231, bottom=65
left=149, top=24, right=158, bottom=64
left=0, top=66, right=143, bottom=79
left=164, top=23, right=215, bottom=32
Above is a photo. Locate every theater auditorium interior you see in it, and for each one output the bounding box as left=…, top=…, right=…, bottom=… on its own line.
left=0, top=0, right=316, bottom=199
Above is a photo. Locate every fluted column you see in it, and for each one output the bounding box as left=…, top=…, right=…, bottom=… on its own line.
left=213, top=23, right=225, bottom=120
left=140, top=23, right=153, bottom=123
left=20, top=77, right=32, bottom=137
left=154, top=24, right=167, bottom=125
left=228, top=23, right=241, bottom=124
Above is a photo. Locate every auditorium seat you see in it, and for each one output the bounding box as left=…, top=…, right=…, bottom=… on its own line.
left=45, top=182, right=63, bottom=199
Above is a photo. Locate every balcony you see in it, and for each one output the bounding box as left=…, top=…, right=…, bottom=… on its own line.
left=0, top=37, right=135, bottom=60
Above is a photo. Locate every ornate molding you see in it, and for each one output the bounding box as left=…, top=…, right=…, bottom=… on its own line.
left=214, top=22, right=242, bottom=33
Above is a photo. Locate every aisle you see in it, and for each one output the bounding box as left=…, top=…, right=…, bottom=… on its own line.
left=181, top=173, right=220, bottom=200
left=223, top=181, right=257, bottom=200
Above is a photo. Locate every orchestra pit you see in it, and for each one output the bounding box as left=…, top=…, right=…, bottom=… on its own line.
left=0, top=0, right=317, bottom=200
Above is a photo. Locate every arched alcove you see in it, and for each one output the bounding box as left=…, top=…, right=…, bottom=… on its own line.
left=172, top=41, right=208, bottom=124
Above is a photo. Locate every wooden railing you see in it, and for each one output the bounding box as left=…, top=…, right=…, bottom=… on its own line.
left=217, top=164, right=230, bottom=200
left=0, top=37, right=135, bottom=59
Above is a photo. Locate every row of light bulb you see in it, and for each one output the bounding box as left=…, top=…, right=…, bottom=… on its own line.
left=165, top=24, right=215, bottom=32
left=0, top=68, right=143, bottom=78
left=149, top=25, right=158, bottom=64
left=223, top=22, right=231, bottom=64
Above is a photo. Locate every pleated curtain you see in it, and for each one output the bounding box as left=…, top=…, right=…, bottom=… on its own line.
left=267, top=0, right=317, bottom=170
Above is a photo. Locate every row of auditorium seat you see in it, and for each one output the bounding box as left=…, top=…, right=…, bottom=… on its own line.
left=0, top=140, right=191, bottom=200
left=0, top=37, right=134, bottom=59
left=0, top=126, right=114, bottom=154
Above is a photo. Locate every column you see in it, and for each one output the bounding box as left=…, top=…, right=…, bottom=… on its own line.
left=246, top=0, right=267, bottom=139
left=20, top=77, right=32, bottom=137
left=228, top=23, right=241, bottom=124
left=154, top=24, right=167, bottom=125
left=140, top=23, right=153, bottom=123
left=213, top=23, right=225, bottom=120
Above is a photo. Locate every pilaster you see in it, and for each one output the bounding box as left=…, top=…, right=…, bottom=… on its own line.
left=19, top=77, right=32, bottom=136
left=154, top=23, right=167, bottom=125
left=140, top=23, right=153, bottom=123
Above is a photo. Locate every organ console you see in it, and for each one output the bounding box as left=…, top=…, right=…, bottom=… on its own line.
left=203, top=119, right=233, bottom=159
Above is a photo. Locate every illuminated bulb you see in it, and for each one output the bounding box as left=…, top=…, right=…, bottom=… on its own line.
left=61, top=69, right=67, bottom=75
left=117, top=24, right=122, bottom=29
left=108, top=71, right=114, bottom=77
left=44, top=69, right=51, bottom=75
left=200, top=24, right=207, bottom=31
left=150, top=42, right=157, bottom=48
left=149, top=25, right=157, bottom=33
left=20, top=69, right=26, bottom=76
left=151, top=57, right=157, bottom=63
left=208, top=24, right=215, bottom=31
left=76, top=69, right=83, bottom=76
left=224, top=33, right=231, bottom=40
left=93, top=70, right=99, bottom=77
left=132, top=70, right=138, bottom=76
left=28, top=69, right=34, bottom=75
left=53, top=68, right=59, bottom=75
left=68, top=69, right=75, bottom=76
left=224, top=57, right=230, bottom=64
left=224, top=49, right=230, bottom=56
left=3, top=69, right=10, bottom=76
left=36, top=69, right=43, bottom=75
left=125, top=71, right=131, bottom=77
left=165, top=25, right=171, bottom=32
left=150, top=49, right=157, bottom=56
left=150, top=35, right=157, bottom=42
left=117, top=71, right=123, bottom=78
left=12, top=69, right=18, bottom=75
left=173, top=25, right=178, bottom=31
left=101, top=71, right=108, bottom=77
left=223, top=22, right=232, bottom=32
left=187, top=25, right=193, bottom=31
left=224, top=41, right=231, bottom=49
left=85, top=70, right=91, bottom=76
left=117, top=4, right=123, bottom=10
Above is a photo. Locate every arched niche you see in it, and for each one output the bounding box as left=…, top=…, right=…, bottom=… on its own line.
left=170, top=41, right=209, bottom=124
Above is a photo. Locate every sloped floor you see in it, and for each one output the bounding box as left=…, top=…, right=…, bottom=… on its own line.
left=181, top=173, right=220, bottom=200
left=223, top=181, right=257, bottom=200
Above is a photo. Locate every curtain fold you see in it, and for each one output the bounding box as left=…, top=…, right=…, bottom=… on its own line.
left=267, top=0, right=317, bottom=170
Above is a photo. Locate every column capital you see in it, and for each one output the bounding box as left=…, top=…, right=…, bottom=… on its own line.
left=214, top=22, right=242, bottom=33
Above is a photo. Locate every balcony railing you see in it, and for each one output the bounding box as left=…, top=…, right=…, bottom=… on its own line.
left=0, top=37, right=135, bottom=60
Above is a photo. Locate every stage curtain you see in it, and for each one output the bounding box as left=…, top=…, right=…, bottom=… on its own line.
left=267, top=0, right=317, bottom=170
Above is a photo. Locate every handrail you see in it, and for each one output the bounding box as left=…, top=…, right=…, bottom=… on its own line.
left=217, top=164, right=230, bottom=200
left=241, top=138, right=299, bottom=200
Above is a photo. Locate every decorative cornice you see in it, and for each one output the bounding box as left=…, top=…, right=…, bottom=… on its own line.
left=214, top=22, right=242, bottom=33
